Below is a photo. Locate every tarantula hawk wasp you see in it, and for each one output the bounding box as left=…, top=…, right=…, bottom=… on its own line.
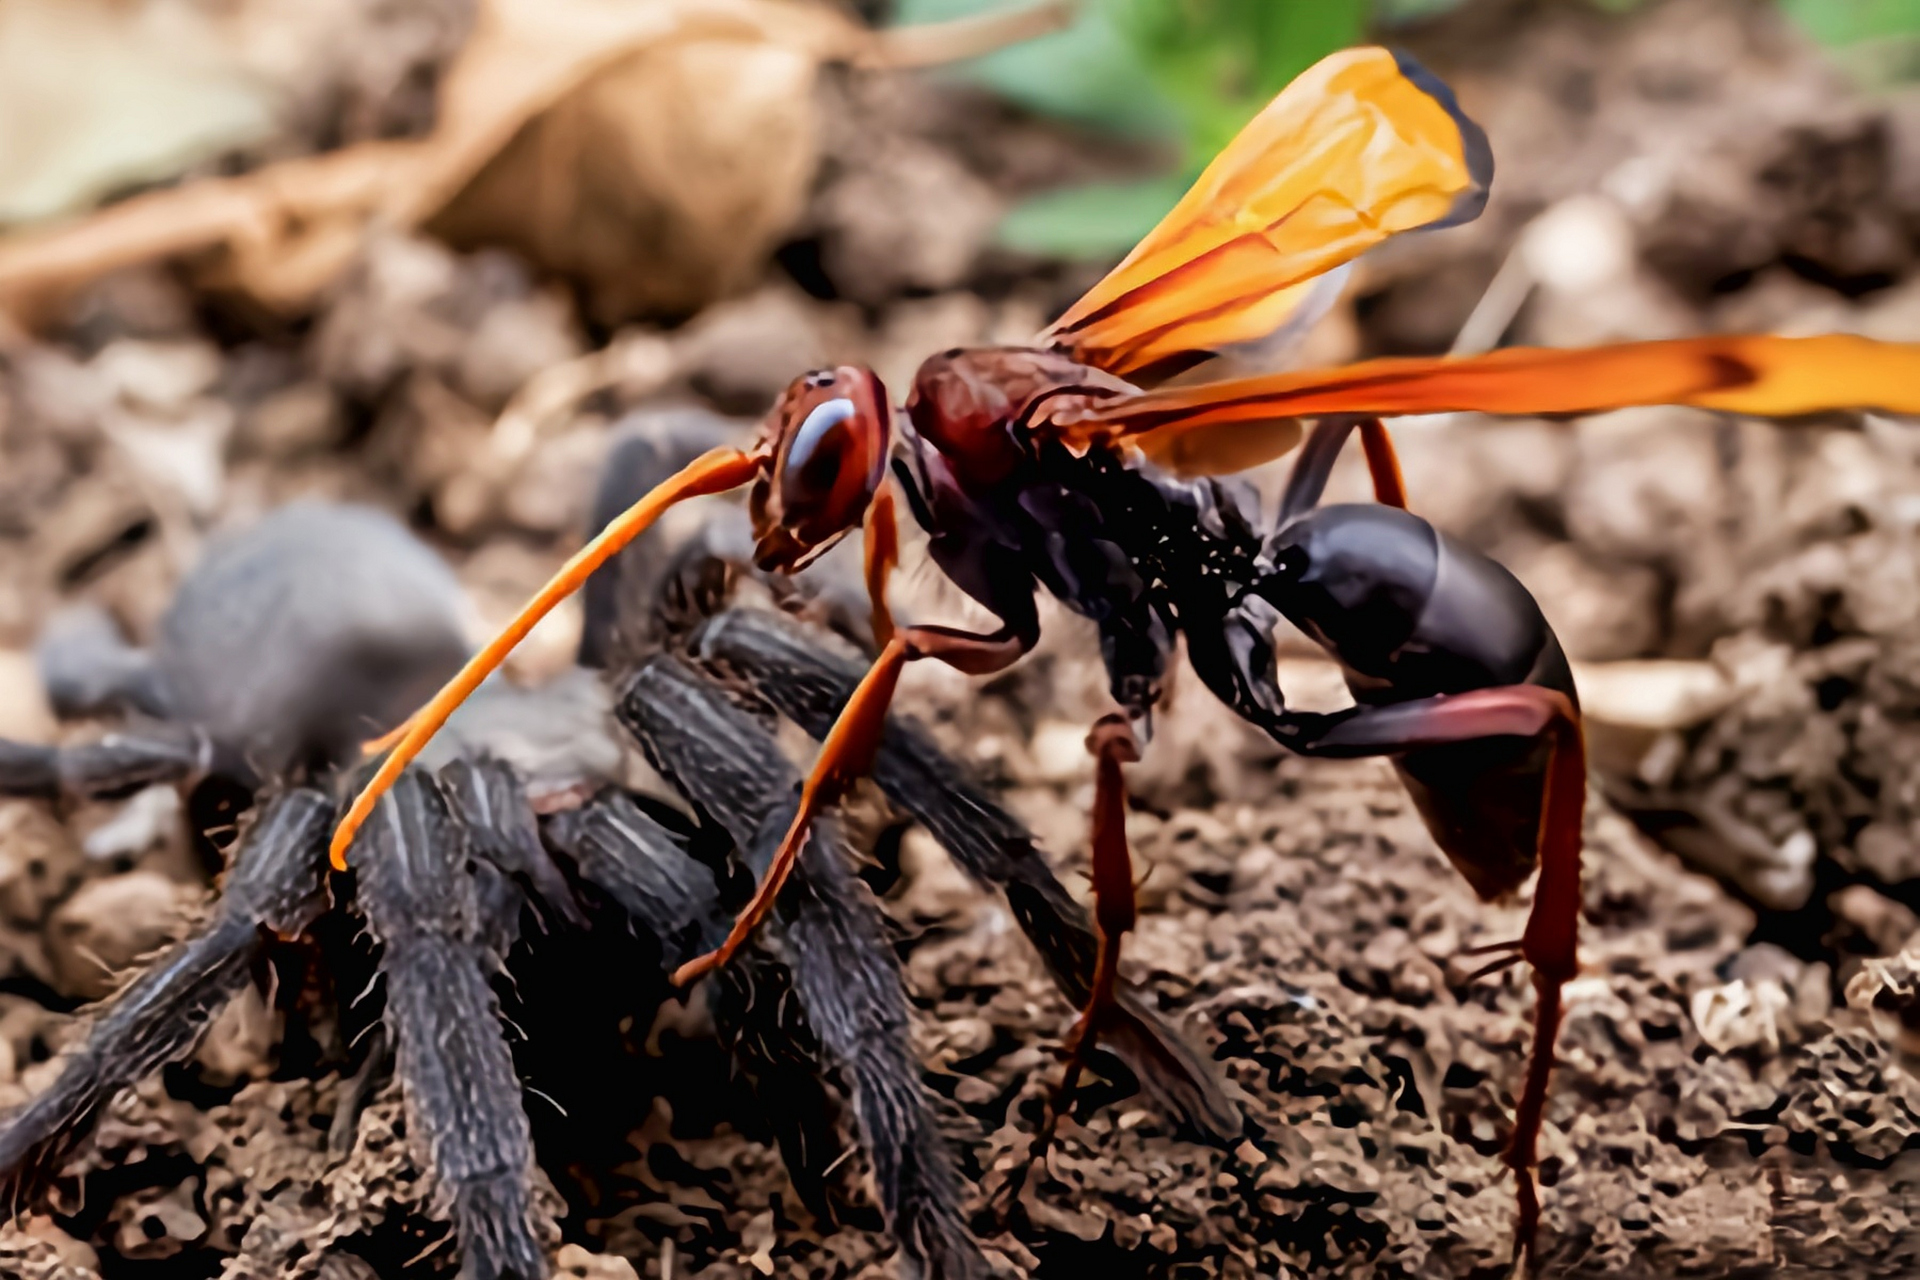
left=335, top=46, right=1920, bottom=1252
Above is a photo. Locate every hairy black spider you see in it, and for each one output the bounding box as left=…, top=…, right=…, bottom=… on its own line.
left=0, top=420, right=1234, bottom=1279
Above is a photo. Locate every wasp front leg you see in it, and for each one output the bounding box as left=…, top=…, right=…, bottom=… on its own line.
left=671, top=488, right=1039, bottom=986
left=692, top=606, right=1240, bottom=1140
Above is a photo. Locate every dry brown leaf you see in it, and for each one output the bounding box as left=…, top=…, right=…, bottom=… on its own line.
left=428, top=27, right=825, bottom=322
left=0, top=0, right=277, bottom=227
left=0, top=0, right=1073, bottom=326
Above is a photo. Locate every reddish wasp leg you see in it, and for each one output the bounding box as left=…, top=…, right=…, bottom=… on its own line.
left=672, top=630, right=911, bottom=987
left=1509, top=708, right=1586, bottom=1260
left=669, top=622, right=1031, bottom=987
left=1022, top=714, right=1141, bottom=1182
left=1276, top=684, right=1583, bottom=1258
left=863, top=485, right=900, bottom=650
left=673, top=491, right=1034, bottom=985
left=328, top=446, right=761, bottom=870
left=673, top=482, right=911, bottom=988
left=1277, top=416, right=1411, bottom=524
left=1357, top=418, right=1409, bottom=509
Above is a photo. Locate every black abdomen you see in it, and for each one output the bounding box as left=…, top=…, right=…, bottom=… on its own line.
left=1391, top=645, right=1568, bottom=902
left=1270, top=505, right=1577, bottom=901
left=1387, top=535, right=1576, bottom=902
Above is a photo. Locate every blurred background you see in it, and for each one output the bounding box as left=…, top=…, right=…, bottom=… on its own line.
left=3, top=0, right=1920, bottom=1275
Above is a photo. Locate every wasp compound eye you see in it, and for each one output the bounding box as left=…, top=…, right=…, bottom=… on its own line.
left=781, top=397, right=858, bottom=511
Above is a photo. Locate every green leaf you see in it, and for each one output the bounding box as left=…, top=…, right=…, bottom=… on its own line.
left=1779, top=0, right=1920, bottom=85
left=994, top=172, right=1192, bottom=258
left=1778, top=0, right=1920, bottom=47
left=892, top=0, right=1179, bottom=137
left=1374, top=0, right=1475, bottom=21
left=1110, top=0, right=1369, bottom=157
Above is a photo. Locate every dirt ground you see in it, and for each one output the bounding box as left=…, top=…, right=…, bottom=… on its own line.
left=2, top=0, right=1920, bottom=1276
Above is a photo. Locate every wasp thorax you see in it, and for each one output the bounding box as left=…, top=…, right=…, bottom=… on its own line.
left=749, top=365, right=892, bottom=572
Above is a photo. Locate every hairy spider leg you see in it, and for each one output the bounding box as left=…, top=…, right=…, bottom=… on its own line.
left=625, top=653, right=988, bottom=1276
left=329, top=446, right=761, bottom=870
left=670, top=494, right=1032, bottom=986
left=1275, top=684, right=1584, bottom=1260
left=691, top=605, right=1243, bottom=1141
left=671, top=629, right=909, bottom=987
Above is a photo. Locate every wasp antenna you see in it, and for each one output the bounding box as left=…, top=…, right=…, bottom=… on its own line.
left=327, top=446, right=761, bottom=870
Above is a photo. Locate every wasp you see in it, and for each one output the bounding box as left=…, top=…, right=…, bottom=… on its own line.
left=331, top=46, right=1920, bottom=1253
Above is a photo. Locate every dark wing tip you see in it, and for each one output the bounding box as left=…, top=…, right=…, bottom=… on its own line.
left=1388, top=47, right=1494, bottom=230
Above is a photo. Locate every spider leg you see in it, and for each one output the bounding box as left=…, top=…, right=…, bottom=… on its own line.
left=0, top=721, right=224, bottom=800
left=689, top=607, right=1241, bottom=1141
left=439, top=757, right=587, bottom=932
left=35, top=603, right=170, bottom=721
left=542, top=788, right=717, bottom=969
left=544, top=787, right=846, bottom=1224
left=351, top=769, right=545, bottom=1280
left=0, top=741, right=56, bottom=798
left=0, top=787, right=331, bottom=1205
left=620, top=654, right=989, bottom=1280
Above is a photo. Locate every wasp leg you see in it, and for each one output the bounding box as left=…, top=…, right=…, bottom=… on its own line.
left=0, top=788, right=330, bottom=1207
left=0, top=721, right=222, bottom=800
left=1268, top=685, right=1585, bottom=1260
left=672, top=473, right=1041, bottom=988
left=620, top=654, right=988, bottom=1280
left=1012, top=714, right=1144, bottom=1199
left=666, top=632, right=909, bottom=986
left=1276, top=416, right=1408, bottom=525
left=670, top=614, right=1031, bottom=987
left=691, top=607, right=1240, bottom=1141
left=352, top=770, right=545, bottom=1280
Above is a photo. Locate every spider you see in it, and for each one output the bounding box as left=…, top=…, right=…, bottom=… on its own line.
left=0, top=429, right=1228, bottom=1279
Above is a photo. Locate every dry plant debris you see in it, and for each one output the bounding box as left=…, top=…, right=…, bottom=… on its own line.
left=0, top=0, right=1071, bottom=326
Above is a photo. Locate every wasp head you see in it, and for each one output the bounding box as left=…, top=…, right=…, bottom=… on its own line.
left=749, top=366, right=892, bottom=573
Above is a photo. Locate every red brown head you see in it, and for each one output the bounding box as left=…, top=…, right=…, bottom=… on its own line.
left=749, top=365, right=892, bottom=572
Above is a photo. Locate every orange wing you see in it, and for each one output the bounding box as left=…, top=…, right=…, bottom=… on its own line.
left=1039, top=46, right=1491, bottom=380
left=1042, top=335, right=1920, bottom=467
